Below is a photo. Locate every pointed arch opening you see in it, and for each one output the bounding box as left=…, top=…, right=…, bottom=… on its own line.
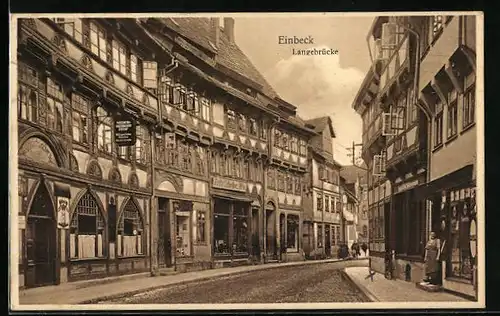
left=117, top=198, right=145, bottom=257
left=69, top=191, right=106, bottom=259
left=26, top=181, right=57, bottom=287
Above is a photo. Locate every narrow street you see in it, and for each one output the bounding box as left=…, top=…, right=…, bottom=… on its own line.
left=97, top=261, right=369, bottom=304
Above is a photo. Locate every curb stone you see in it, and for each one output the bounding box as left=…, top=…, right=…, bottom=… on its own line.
left=83, top=258, right=368, bottom=304
left=341, top=268, right=379, bottom=302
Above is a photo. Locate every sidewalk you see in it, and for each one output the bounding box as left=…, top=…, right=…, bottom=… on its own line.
left=343, top=266, right=470, bottom=302
left=17, top=258, right=362, bottom=306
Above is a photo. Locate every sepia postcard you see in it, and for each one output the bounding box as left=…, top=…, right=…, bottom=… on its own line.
left=8, top=11, right=485, bottom=311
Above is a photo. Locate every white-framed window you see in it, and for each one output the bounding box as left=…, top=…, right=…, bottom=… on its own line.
left=89, top=22, right=107, bottom=61
left=373, top=153, right=386, bottom=176
left=97, top=107, right=112, bottom=154
left=117, top=199, right=145, bottom=257
left=142, top=61, right=158, bottom=89
left=112, top=40, right=127, bottom=75
left=135, top=125, right=150, bottom=164
left=70, top=191, right=105, bottom=259
left=46, top=78, right=64, bottom=133
left=447, top=88, right=458, bottom=139
left=71, top=93, right=89, bottom=144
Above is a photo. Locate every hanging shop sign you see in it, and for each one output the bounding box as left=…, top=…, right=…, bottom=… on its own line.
left=114, top=116, right=137, bottom=146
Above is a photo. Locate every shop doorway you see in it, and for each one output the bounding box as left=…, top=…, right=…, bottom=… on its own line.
left=265, top=202, right=277, bottom=260
left=251, top=208, right=260, bottom=259
left=279, top=213, right=286, bottom=260
left=325, top=225, right=332, bottom=257
left=25, top=183, right=57, bottom=288
left=157, top=198, right=172, bottom=268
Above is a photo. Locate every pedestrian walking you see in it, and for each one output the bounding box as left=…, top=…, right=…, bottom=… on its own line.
left=361, top=242, right=368, bottom=257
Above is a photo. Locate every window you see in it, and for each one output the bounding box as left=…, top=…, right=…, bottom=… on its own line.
left=112, top=40, right=127, bottom=75
left=97, top=107, right=112, bottom=154
left=434, top=100, right=444, bottom=147
left=197, top=211, right=206, bottom=243
left=90, top=22, right=107, bottom=61
left=130, top=54, right=139, bottom=83
left=249, top=118, right=258, bottom=136
left=299, top=139, right=307, bottom=156
left=286, top=215, right=299, bottom=252
left=178, top=142, right=192, bottom=171
left=233, top=156, right=240, bottom=178
left=286, top=174, right=293, bottom=193
left=200, top=97, right=211, bottom=121
left=317, top=224, right=323, bottom=247
left=278, top=171, right=285, bottom=192
left=117, top=199, right=144, bottom=257
left=294, top=176, right=301, bottom=195
left=325, top=196, right=330, bottom=212
left=18, top=64, right=38, bottom=122
left=185, top=89, right=199, bottom=113
left=174, top=202, right=192, bottom=257
left=71, top=93, right=89, bottom=144
left=363, top=225, right=368, bottom=237
left=267, top=168, right=276, bottom=189
left=195, top=146, right=207, bottom=176
left=407, top=89, right=418, bottom=125
left=260, top=120, right=267, bottom=140
left=46, top=78, right=64, bottom=133
left=290, top=136, right=298, bottom=153
left=463, top=84, right=475, bottom=128
left=282, top=133, right=289, bottom=150
left=118, top=144, right=130, bottom=160
left=449, top=197, right=475, bottom=280
left=447, top=89, right=458, bottom=139
left=274, top=129, right=281, bottom=147
left=226, top=108, right=237, bottom=130
left=70, top=192, right=105, bottom=259
left=18, top=85, right=38, bottom=122
left=53, top=18, right=75, bottom=38
left=159, top=75, right=174, bottom=105
left=214, top=200, right=230, bottom=255
left=135, top=125, right=149, bottom=164
left=317, top=194, right=323, bottom=211
left=238, top=114, right=247, bottom=133
left=233, top=203, right=248, bottom=253
left=331, top=197, right=336, bottom=213
left=143, top=61, right=158, bottom=89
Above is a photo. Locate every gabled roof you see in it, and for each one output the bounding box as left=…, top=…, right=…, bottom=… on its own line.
left=304, top=116, right=336, bottom=138
left=340, top=164, right=368, bottom=185
left=158, top=17, right=278, bottom=99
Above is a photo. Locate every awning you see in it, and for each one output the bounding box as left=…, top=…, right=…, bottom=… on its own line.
left=416, top=165, right=474, bottom=200
left=54, top=183, right=71, bottom=198
left=212, top=189, right=253, bottom=203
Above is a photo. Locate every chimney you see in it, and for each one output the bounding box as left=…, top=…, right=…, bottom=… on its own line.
left=210, top=17, right=220, bottom=47
left=223, top=17, right=235, bottom=43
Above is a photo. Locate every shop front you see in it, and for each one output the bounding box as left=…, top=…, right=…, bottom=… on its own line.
left=211, top=176, right=261, bottom=268
left=278, top=209, right=303, bottom=262
left=426, top=165, right=477, bottom=299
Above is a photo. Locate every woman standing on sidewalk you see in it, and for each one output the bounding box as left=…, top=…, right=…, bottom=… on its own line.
left=422, top=231, right=441, bottom=285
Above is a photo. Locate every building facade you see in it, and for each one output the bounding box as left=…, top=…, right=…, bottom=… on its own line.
left=352, top=15, right=478, bottom=299
left=340, top=165, right=369, bottom=245
left=15, top=17, right=320, bottom=289
left=17, top=17, right=160, bottom=288
left=301, top=117, right=343, bottom=259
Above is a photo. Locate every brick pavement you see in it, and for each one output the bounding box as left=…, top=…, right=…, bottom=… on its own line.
left=343, top=266, right=471, bottom=303
left=15, top=258, right=362, bottom=307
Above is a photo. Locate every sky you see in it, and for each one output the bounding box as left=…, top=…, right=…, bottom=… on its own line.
left=233, top=16, right=374, bottom=166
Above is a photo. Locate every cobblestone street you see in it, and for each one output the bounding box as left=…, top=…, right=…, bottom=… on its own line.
left=97, top=261, right=369, bottom=304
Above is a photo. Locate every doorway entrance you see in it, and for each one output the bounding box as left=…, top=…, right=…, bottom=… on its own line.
left=325, top=225, right=332, bottom=257
left=265, top=202, right=277, bottom=260
left=157, top=198, right=172, bottom=268
left=25, top=183, right=57, bottom=288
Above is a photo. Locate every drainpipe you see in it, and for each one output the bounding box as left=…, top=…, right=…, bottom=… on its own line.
left=150, top=56, right=179, bottom=277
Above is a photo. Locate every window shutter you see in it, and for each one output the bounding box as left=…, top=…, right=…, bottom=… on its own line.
left=143, top=61, right=158, bottom=89
left=382, top=113, right=395, bottom=136
left=381, top=23, right=398, bottom=50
